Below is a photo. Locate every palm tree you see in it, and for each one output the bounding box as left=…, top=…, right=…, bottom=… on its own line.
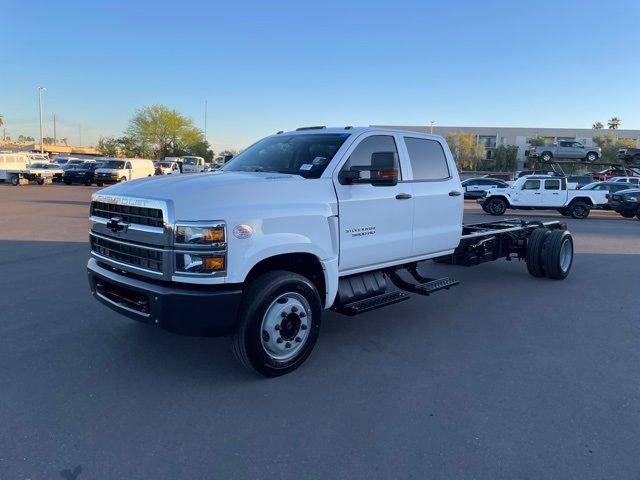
left=607, top=117, right=621, bottom=130
left=592, top=121, right=604, bottom=130
left=61, top=137, right=68, bottom=146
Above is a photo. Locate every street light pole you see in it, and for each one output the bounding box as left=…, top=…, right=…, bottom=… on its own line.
left=430, top=120, right=436, bottom=134
left=38, top=87, right=46, bottom=153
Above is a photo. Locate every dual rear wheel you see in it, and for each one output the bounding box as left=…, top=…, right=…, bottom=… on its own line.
left=526, top=228, right=573, bottom=280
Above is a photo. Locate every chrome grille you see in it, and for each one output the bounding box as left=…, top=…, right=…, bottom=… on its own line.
left=91, top=234, right=164, bottom=273
left=91, top=201, right=164, bottom=227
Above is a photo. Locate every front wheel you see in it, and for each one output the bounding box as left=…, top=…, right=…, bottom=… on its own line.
left=557, top=208, right=571, bottom=217
left=585, top=152, right=597, bottom=162
left=119, top=176, right=127, bottom=183
left=569, top=201, right=590, bottom=219
left=486, top=198, right=507, bottom=216
left=541, top=152, right=552, bottom=162
left=231, top=271, right=322, bottom=377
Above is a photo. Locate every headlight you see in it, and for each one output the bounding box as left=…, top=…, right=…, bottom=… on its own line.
left=625, top=196, right=639, bottom=202
left=175, top=253, right=225, bottom=273
left=175, top=224, right=225, bottom=245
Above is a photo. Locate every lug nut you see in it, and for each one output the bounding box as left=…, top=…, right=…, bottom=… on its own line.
left=299, top=312, right=306, bottom=318
left=281, top=311, right=287, bottom=318
left=300, top=324, right=308, bottom=330
left=262, top=330, right=270, bottom=342
left=295, top=337, right=302, bottom=343
left=276, top=337, right=283, bottom=344
left=285, top=342, right=291, bottom=348
left=274, top=324, right=280, bottom=331
left=291, top=306, right=298, bottom=313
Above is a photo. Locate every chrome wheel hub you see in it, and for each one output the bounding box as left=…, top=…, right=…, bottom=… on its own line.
left=260, top=292, right=311, bottom=361
left=560, top=238, right=572, bottom=272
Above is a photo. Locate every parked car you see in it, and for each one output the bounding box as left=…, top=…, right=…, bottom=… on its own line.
left=591, top=167, right=638, bottom=181
left=580, top=181, right=636, bottom=209
left=461, top=178, right=509, bottom=199
left=617, top=148, right=640, bottom=166
left=94, top=158, right=156, bottom=186
left=482, top=173, right=512, bottom=181
left=27, top=162, right=64, bottom=181
left=52, top=155, right=80, bottom=166
left=63, top=162, right=104, bottom=185
left=529, top=141, right=601, bottom=163
left=61, top=158, right=95, bottom=171
left=606, top=188, right=640, bottom=219
left=478, top=175, right=609, bottom=218
left=182, top=156, right=208, bottom=173
left=609, top=176, right=640, bottom=186
left=156, top=160, right=182, bottom=175
left=566, top=175, right=594, bottom=189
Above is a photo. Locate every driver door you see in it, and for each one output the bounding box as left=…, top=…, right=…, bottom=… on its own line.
left=511, top=179, right=542, bottom=206
left=333, top=133, right=413, bottom=273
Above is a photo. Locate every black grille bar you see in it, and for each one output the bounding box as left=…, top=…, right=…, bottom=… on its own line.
left=91, top=234, right=164, bottom=273
left=91, top=201, right=164, bottom=227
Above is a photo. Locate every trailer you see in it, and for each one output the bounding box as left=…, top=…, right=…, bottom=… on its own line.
left=0, top=153, right=54, bottom=186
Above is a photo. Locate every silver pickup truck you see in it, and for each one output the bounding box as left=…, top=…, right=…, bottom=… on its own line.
left=529, top=140, right=601, bottom=163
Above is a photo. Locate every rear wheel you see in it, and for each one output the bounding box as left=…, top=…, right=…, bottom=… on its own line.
left=10, top=175, right=19, bottom=186
left=585, top=152, right=597, bottom=162
left=569, top=201, right=590, bottom=219
left=36, top=178, right=45, bottom=185
left=526, top=228, right=550, bottom=278
left=541, top=152, right=552, bottom=162
left=542, top=230, right=573, bottom=279
left=486, top=198, right=507, bottom=216
left=231, top=271, right=322, bottom=377
left=620, top=212, right=635, bottom=218
left=64, top=181, right=72, bottom=185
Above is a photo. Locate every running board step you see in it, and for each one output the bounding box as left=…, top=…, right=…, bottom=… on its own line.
left=414, top=277, right=459, bottom=295
left=339, top=291, right=410, bottom=316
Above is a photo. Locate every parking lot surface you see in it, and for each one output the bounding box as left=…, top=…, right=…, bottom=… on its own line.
left=1, top=184, right=639, bottom=479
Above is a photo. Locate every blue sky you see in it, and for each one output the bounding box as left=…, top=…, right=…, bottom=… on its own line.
left=2, top=0, right=639, bottom=151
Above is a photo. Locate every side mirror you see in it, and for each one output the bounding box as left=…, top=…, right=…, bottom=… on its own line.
left=340, top=152, right=399, bottom=187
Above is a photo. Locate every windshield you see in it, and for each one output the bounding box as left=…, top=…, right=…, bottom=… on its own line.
left=68, top=160, right=84, bottom=165
left=223, top=133, right=350, bottom=178
left=160, top=162, right=174, bottom=167
left=102, top=160, right=125, bottom=169
left=184, top=157, right=200, bottom=165
left=581, top=182, right=598, bottom=190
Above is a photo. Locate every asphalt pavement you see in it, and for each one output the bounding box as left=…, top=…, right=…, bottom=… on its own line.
left=1, top=184, right=639, bottom=480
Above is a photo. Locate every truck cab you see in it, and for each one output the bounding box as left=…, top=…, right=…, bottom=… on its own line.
left=181, top=156, right=207, bottom=173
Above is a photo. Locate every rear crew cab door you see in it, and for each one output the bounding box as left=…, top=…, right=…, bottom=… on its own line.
left=332, top=132, right=413, bottom=273
left=542, top=178, right=563, bottom=206
left=399, top=135, right=462, bottom=257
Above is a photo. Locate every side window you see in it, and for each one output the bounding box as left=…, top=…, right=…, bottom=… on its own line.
left=404, top=137, right=450, bottom=181
left=342, top=135, right=398, bottom=181
left=522, top=180, right=540, bottom=190
left=545, top=179, right=560, bottom=190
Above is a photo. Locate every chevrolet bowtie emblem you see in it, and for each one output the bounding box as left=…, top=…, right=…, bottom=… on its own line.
left=107, top=216, right=129, bottom=234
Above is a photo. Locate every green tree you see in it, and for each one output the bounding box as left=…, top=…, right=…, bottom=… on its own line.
left=125, top=104, right=206, bottom=159
left=493, top=145, right=519, bottom=172
left=43, top=136, right=55, bottom=145
left=607, top=117, right=621, bottom=130
left=592, top=122, right=604, bottom=130
left=593, top=134, right=634, bottom=163
left=446, top=132, right=484, bottom=171
left=97, top=136, right=121, bottom=157
left=527, top=136, right=547, bottom=147
left=0, top=115, right=4, bottom=128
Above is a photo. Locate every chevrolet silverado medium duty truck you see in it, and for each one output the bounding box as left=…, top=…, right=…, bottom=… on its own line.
left=529, top=141, right=601, bottom=163
left=87, top=127, right=575, bottom=376
left=478, top=175, right=608, bottom=219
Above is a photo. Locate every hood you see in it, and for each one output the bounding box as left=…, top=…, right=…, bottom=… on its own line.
left=96, top=171, right=337, bottom=221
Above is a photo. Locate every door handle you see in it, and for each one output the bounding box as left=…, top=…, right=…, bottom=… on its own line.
left=395, top=193, right=412, bottom=200
left=534, top=192, right=541, bottom=194
left=449, top=191, right=462, bottom=196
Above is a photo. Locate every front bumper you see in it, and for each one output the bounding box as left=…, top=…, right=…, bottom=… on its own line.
left=87, top=258, right=242, bottom=336
left=95, top=174, right=119, bottom=183
left=608, top=201, right=640, bottom=216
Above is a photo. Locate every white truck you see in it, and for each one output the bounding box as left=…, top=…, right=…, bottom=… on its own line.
left=0, top=153, right=54, bottom=185
left=87, top=127, right=575, bottom=376
left=181, top=156, right=208, bottom=173
left=478, top=175, right=609, bottom=219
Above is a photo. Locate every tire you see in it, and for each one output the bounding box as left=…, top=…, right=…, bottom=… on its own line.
left=585, top=152, right=597, bottom=162
left=84, top=179, right=91, bottom=186
left=64, top=181, right=72, bottom=185
left=96, top=182, right=103, bottom=187
left=486, top=198, right=507, bottom=216
left=637, top=212, right=640, bottom=221
left=542, top=230, right=573, bottom=280
left=621, top=212, right=635, bottom=218
left=10, top=175, right=19, bottom=186
left=37, top=179, right=44, bottom=185
left=569, top=201, right=590, bottom=219
left=557, top=208, right=571, bottom=217
left=119, top=176, right=127, bottom=183
left=541, top=152, right=552, bottom=162
left=231, top=271, right=322, bottom=377
left=481, top=204, right=491, bottom=214
left=526, top=228, right=550, bottom=278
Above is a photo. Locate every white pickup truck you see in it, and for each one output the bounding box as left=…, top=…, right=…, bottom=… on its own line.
left=87, top=127, right=575, bottom=376
left=478, top=175, right=609, bottom=219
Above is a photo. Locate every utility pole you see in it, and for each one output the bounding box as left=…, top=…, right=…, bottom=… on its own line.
left=53, top=114, right=57, bottom=144
left=79, top=125, right=82, bottom=147
left=38, top=87, right=46, bottom=153
left=430, top=120, right=436, bottom=134
left=204, top=100, right=208, bottom=143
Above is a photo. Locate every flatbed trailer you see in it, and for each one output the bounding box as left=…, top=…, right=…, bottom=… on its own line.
left=1, top=168, right=54, bottom=186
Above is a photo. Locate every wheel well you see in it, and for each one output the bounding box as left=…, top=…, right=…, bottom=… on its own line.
left=245, top=253, right=326, bottom=305
left=569, top=197, right=593, bottom=207
left=488, top=195, right=509, bottom=205
left=541, top=151, right=553, bottom=156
